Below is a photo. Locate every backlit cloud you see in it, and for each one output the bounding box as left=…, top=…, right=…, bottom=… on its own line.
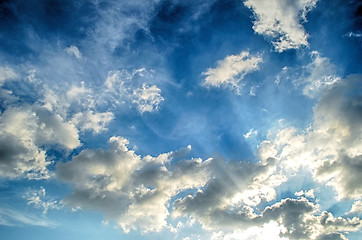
left=56, top=137, right=210, bottom=232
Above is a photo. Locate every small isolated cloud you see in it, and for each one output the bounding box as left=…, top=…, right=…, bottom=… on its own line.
left=65, top=45, right=82, bottom=60
left=25, top=187, right=62, bottom=214
left=132, top=83, right=164, bottom=114
left=244, top=0, right=318, bottom=52
left=295, top=189, right=315, bottom=199
left=203, top=51, right=262, bottom=93
left=244, top=128, right=258, bottom=139
left=344, top=32, right=362, bottom=38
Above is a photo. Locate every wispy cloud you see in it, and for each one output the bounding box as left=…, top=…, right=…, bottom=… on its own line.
left=0, top=206, right=58, bottom=228
left=25, top=186, right=62, bottom=214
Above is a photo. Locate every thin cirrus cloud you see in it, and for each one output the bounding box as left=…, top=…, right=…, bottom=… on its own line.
left=276, top=51, right=341, bottom=98
left=0, top=206, right=58, bottom=228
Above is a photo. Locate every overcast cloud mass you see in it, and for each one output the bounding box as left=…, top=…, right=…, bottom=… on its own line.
left=0, top=0, right=361, bottom=239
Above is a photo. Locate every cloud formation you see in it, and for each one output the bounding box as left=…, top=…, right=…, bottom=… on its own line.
left=0, top=206, right=57, bottom=227
left=104, top=69, right=164, bottom=113
left=259, top=75, right=362, bottom=199
left=56, top=137, right=210, bottom=232
left=203, top=51, right=262, bottom=93
left=278, top=51, right=341, bottom=98
left=132, top=83, right=164, bottom=114
left=25, top=186, right=62, bottom=214
left=0, top=105, right=80, bottom=179
left=0, top=66, right=17, bottom=86
left=244, top=0, right=318, bottom=52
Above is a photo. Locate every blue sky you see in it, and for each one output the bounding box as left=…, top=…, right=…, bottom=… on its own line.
left=0, top=0, right=361, bottom=239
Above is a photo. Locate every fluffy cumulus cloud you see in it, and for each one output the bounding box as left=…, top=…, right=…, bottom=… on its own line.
left=244, top=0, right=318, bottom=52
left=203, top=51, right=262, bottom=93
left=52, top=76, right=362, bottom=237
left=259, top=75, right=362, bottom=200
left=132, top=83, right=164, bottom=114
left=349, top=200, right=362, bottom=214
left=0, top=61, right=165, bottom=181
left=56, top=137, right=210, bottom=233
left=170, top=75, right=362, bottom=239
left=176, top=193, right=361, bottom=239
left=0, top=105, right=80, bottom=179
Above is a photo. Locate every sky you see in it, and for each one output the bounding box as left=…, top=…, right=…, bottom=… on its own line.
left=0, top=0, right=361, bottom=239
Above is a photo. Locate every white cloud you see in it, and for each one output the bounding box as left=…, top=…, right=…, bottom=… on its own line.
left=259, top=75, right=362, bottom=199
left=176, top=194, right=361, bottom=240
left=0, top=105, right=80, bottom=179
left=42, top=82, right=95, bottom=118
left=103, top=69, right=164, bottom=113
left=295, top=51, right=341, bottom=98
left=65, top=45, right=82, bottom=60
left=132, top=83, right=164, bottom=114
left=0, top=206, right=58, bottom=227
left=71, top=110, right=114, bottom=134
left=295, top=189, right=315, bottom=199
left=244, top=128, right=258, bottom=139
left=171, top=76, right=362, bottom=239
left=348, top=200, right=362, bottom=214
left=211, top=222, right=288, bottom=240
left=316, top=233, right=348, bottom=240
left=203, top=51, right=262, bottom=93
left=25, top=187, right=62, bottom=214
left=0, top=66, right=17, bottom=86
left=173, top=157, right=286, bottom=225
left=56, top=139, right=210, bottom=233
left=244, top=0, right=318, bottom=52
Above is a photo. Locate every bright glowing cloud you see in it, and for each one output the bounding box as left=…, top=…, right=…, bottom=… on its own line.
left=56, top=138, right=210, bottom=232
left=203, top=51, right=262, bottom=93
left=244, top=0, right=318, bottom=52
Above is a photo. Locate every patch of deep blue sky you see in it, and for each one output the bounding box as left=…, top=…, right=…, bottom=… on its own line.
left=0, top=0, right=362, bottom=238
